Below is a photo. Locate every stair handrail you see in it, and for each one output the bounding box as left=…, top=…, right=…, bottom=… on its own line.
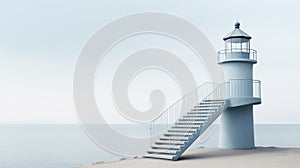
left=173, top=82, right=228, bottom=141
left=149, top=82, right=219, bottom=122
left=147, top=82, right=228, bottom=159
left=149, top=82, right=220, bottom=146
left=198, top=82, right=229, bottom=135
left=167, top=82, right=228, bottom=158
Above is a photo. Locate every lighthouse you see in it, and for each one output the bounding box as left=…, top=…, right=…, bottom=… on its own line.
left=145, top=21, right=262, bottom=160
left=218, top=22, right=262, bottom=149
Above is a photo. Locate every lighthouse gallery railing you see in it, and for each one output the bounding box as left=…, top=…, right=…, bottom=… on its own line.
left=217, top=49, right=257, bottom=63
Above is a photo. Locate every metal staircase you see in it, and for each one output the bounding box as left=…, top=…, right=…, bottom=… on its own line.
left=144, top=83, right=229, bottom=160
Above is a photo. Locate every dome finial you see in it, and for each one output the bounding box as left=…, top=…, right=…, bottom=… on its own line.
left=234, top=21, right=240, bottom=29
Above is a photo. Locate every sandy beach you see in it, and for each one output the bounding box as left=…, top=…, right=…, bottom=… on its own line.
left=79, top=147, right=300, bottom=168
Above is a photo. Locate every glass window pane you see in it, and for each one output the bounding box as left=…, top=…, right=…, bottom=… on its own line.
left=232, top=42, right=240, bottom=51
left=241, top=41, right=249, bottom=52
left=224, top=38, right=250, bottom=52
left=225, top=40, right=231, bottom=50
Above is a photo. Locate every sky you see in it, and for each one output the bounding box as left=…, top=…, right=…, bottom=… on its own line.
left=1, top=0, right=300, bottom=124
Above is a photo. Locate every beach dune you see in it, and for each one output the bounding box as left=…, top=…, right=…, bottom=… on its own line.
left=79, top=147, right=300, bottom=168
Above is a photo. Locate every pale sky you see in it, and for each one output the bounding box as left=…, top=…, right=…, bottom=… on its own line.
left=1, top=0, right=300, bottom=124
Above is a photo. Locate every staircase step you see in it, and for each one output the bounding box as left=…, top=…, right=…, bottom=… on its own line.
left=187, top=111, right=213, bottom=114
left=155, top=140, right=186, bottom=145
left=164, top=132, right=193, bottom=137
left=147, top=149, right=178, bottom=155
left=151, top=144, right=182, bottom=150
left=176, top=121, right=204, bottom=125
left=194, top=104, right=220, bottom=107
left=198, top=102, right=223, bottom=105
left=182, top=115, right=209, bottom=117
left=183, top=114, right=209, bottom=117
left=172, top=124, right=201, bottom=128
left=179, top=118, right=207, bottom=121
left=168, top=128, right=197, bottom=132
left=192, top=107, right=219, bottom=111
left=144, top=153, right=175, bottom=160
left=160, top=136, right=189, bottom=141
left=204, top=99, right=226, bottom=103
left=190, top=109, right=216, bottom=112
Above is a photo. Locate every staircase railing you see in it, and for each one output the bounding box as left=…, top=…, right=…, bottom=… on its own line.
left=197, top=82, right=228, bottom=136
left=148, top=79, right=261, bottom=158
left=149, top=82, right=220, bottom=145
left=171, top=82, right=228, bottom=156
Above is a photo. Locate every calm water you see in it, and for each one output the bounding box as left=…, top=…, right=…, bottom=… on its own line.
left=0, top=124, right=299, bottom=168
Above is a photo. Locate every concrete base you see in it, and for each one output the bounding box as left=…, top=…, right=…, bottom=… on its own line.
left=219, top=105, right=254, bottom=149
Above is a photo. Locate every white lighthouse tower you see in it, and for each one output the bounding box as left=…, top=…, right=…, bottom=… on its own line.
left=218, top=22, right=262, bottom=149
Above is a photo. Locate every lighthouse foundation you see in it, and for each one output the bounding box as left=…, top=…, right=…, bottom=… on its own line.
left=219, top=104, right=255, bottom=149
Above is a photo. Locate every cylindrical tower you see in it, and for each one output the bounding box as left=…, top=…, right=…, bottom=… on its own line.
left=218, top=22, right=261, bottom=149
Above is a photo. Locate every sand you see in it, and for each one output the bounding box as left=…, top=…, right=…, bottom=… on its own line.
left=78, top=147, right=300, bottom=168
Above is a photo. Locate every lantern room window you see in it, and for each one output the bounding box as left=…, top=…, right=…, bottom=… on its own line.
left=225, top=38, right=250, bottom=53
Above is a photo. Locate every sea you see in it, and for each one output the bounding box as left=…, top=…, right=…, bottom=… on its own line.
left=0, top=124, right=299, bottom=168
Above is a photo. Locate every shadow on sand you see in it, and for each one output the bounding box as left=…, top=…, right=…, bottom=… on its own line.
left=179, top=147, right=290, bottom=161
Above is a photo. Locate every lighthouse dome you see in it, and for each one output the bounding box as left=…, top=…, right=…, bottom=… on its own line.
left=223, top=22, right=251, bottom=41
